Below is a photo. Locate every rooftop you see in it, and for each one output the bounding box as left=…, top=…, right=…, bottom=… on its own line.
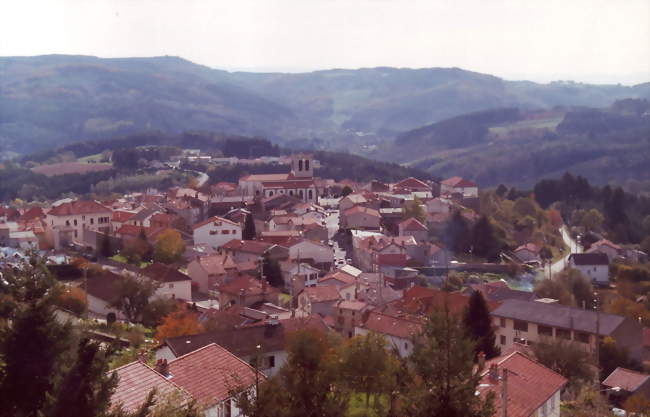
left=602, top=367, right=650, bottom=392
left=47, top=200, right=111, bottom=216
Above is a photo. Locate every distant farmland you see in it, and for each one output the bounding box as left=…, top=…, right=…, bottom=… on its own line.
left=31, top=162, right=113, bottom=177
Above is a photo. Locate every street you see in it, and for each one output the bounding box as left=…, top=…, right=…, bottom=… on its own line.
left=550, top=225, right=582, bottom=278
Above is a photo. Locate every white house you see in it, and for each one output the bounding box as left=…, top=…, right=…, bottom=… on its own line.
left=354, top=311, right=423, bottom=357
left=568, top=252, right=609, bottom=285
left=440, top=176, right=478, bottom=198
left=140, top=263, right=192, bottom=301
left=287, top=239, right=334, bottom=270
left=193, top=216, right=242, bottom=249
left=45, top=200, right=112, bottom=249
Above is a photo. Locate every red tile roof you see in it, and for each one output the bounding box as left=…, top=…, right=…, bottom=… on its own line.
left=141, top=263, right=191, bottom=283
left=192, top=215, right=240, bottom=230
left=318, top=270, right=356, bottom=286
left=591, top=239, right=622, bottom=251
left=478, top=351, right=567, bottom=417
left=376, top=253, right=410, bottom=267
left=302, top=285, right=341, bottom=303
left=218, top=274, right=278, bottom=297
left=112, top=210, right=135, bottom=223
left=441, top=176, right=478, bottom=188
left=394, top=177, right=430, bottom=190
left=168, top=343, right=262, bottom=407
left=110, top=361, right=192, bottom=413
left=116, top=224, right=165, bottom=239
left=19, top=206, right=45, bottom=221
left=362, top=311, right=423, bottom=339
left=399, top=217, right=427, bottom=232
left=241, top=173, right=290, bottom=182
left=514, top=242, right=540, bottom=254
left=602, top=367, right=650, bottom=392
left=344, top=206, right=380, bottom=217
left=222, top=239, right=275, bottom=255
left=195, top=254, right=238, bottom=275
left=48, top=200, right=111, bottom=216
left=262, top=180, right=315, bottom=188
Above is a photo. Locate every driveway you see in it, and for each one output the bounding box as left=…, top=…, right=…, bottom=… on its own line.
left=550, top=226, right=582, bottom=277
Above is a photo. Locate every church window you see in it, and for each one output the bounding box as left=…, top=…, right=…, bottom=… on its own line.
left=298, top=160, right=303, bottom=171
left=305, top=159, right=310, bottom=171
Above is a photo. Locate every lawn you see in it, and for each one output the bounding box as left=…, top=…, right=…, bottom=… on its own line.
left=347, top=393, right=389, bottom=417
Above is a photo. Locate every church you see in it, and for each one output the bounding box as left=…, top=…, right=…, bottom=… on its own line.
left=238, top=154, right=320, bottom=202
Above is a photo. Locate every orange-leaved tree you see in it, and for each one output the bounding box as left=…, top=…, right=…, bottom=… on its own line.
left=153, top=228, right=186, bottom=264
left=155, top=309, right=203, bottom=342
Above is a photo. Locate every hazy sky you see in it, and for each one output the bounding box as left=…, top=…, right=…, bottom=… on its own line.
left=2, top=0, right=649, bottom=84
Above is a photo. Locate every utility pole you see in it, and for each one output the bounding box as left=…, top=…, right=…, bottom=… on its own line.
left=594, top=291, right=601, bottom=389
left=501, top=368, right=508, bottom=417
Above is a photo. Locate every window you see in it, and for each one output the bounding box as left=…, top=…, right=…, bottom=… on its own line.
left=269, top=191, right=274, bottom=196
left=209, top=230, right=217, bottom=235
left=556, top=328, right=571, bottom=340
left=514, top=320, right=528, bottom=332
left=74, top=230, right=78, bottom=238
left=74, top=219, right=77, bottom=226
left=289, top=190, right=294, bottom=196
left=298, top=160, right=303, bottom=171
left=575, top=332, right=590, bottom=343
left=305, top=159, right=310, bottom=171
left=500, top=335, right=506, bottom=345
left=538, top=325, right=553, bottom=336
left=308, top=190, right=313, bottom=200
left=168, top=283, right=174, bottom=289
left=66, top=220, right=70, bottom=226
left=499, top=318, right=506, bottom=328
left=224, top=399, right=231, bottom=417
left=268, top=355, right=275, bottom=368
left=540, top=400, right=547, bottom=416
left=550, top=393, right=556, bottom=409
left=222, top=230, right=230, bottom=234
left=90, top=218, right=94, bottom=225
left=82, top=215, right=85, bottom=220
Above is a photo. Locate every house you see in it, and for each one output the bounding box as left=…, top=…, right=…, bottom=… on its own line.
left=393, top=177, right=431, bottom=192
left=45, top=200, right=112, bottom=249
left=425, top=197, right=453, bottom=214
left=193, top=216, right=242, bottom=249
left=513, top=243, right=541, bottom=263
left=287, top=238, right=334, bottom=271
left=340, top=206, right=381, bottom=230
left=476, top=351, right=567, bottom=417
left=217, top=274, right=279, bottom=309
left=110, top=360, right=193, bottom=413
left=280, top=261, right=321, bottom=291
left=355, top=311, right=423, bottom=357
left=440, top=176, right=478, bottom=198
left=298, top=285, right=341, bottom=316
left=339, top=193, right=368, bottom=212
left=586, top=239, right=622, bottom=262
left=111, top=210, right=136, bottom=232
left=568, top=252, right=609, bottom=285
left=398, top=217, right=428, bottom=242
left=84, top=270, right=126, bottom=320
left=222, top=239, right=288, bottom=264
left=187, top=253, right=240, bottom=293
left=335, top=300, right=372, bottom=338
left=602, top=367, right=650, bottom=404
left=491, top=299, right=644, bottom=359
left=238, top=154, right=319, bottom=202
left=167, top=343, right=262, bottom=416
left=140, top=263, right=192, bottom=301
left=318, top=269, right=357, bottom=289
left=464, top=281, right=537, bottom=303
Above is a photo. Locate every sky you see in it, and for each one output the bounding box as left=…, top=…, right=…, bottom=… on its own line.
left=1, top=0, right=649, bottom=85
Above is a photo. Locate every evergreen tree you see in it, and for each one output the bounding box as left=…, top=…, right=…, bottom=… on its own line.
left=48, top=338, right=118, bottom=417
left=402, top=307, right=495, bottom=417
left=261, top=253, right=284, bottom=288
left=443, top=210, right=471, bottom=254
left=495, top=184, right=508, bottom=197
left=0, top=301, right=73, bottom=417
left=463, top=291, right=500, bottom=359
left=100, top=232, right=113, bottom=258
left=243, top=212, right=256, bottom=240
left=471, top=215, right=500, bottom=261
left=109, top=275, right=160, bottom=323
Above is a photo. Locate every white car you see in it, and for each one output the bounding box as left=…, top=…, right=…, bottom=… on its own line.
left=611, top=408, right=626, bottom=417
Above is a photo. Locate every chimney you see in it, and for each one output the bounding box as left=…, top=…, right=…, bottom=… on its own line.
left=488, top=363, right=499, bottom=381
left=239, top=288, right=246, bottom=306
left=155, top=359, right=170, bottom=377
left=478, top=351, right=486, bottom=372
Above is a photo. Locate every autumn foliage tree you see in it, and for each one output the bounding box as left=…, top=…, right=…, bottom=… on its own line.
left=55, top=286, right=88, bottom=316
left=155, top=309, right=204, bottom=342
left=153, top=229, right=186, bottom=264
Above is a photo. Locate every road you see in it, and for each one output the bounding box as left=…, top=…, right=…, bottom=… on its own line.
left=550, top=226, right=582, bottom=277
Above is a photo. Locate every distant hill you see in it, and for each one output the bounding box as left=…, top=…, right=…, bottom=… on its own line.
left=371, top=99, right=650, bottom=187
left=1, top=54, right=649, bottom=155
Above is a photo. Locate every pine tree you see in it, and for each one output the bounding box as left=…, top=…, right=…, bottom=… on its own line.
left=48, top=338, right=118, bottom=417
left=100, top=232, right=113, bottom=258
left=463, top=291, right=500, bottom=359
left=0, top=301, right=73, bottom=417
left=261, top=254, right=284, bottom=288
left=402, top=307, right=495, bottom=417
left=471, top=215, right=499, bottom=261
left=243, top=212, right=256, bottom=240
left=444, top=210, right=471, bottom=254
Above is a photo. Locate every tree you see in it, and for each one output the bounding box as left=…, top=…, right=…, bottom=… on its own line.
left=495, top=184, right=508, bottom=197
left=339, top=332, right=399, bottom=412
left=401, top=308, right=495, bottom=417
left=231, top=329, right=349, bottom=417
left=605, top=297, right=650, bottom=326
left=463, top=291, right=500, bottom=359
left=55, top=286, right=88, bottom=316
left=471, top=215, right=501, bottom=261
left=155, top=309, right=204, bottom=342
left=443, top=210, right=471, bottom=254
left=123, top=229, right=153, bottom=264
left=531, top=337, right=593, bottom=391
left=261, top=253, right=284, bottom=288
left=623, top=393, right=650, bottom=415
left=99, top=232, right=114, bottom=258
left=153, top=229, right=186, bottom=264
left=534, top=278, right=574, bottom=305
left=0, top=301, right=73, bottom=417
left=242, top=212, right=256, bottom=240
left=47, top=338, right=118, bottom=417
left=109, top=275, right=160, bottom=323
left=340, top=185, right=353, bottom=197
left=534, top=268, right=594, bottom=308
left=581, top=208, right=604, bottom=234
left=402, top=197, right=426, bottom=224
left=599, top=337, right=639, bottom=379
